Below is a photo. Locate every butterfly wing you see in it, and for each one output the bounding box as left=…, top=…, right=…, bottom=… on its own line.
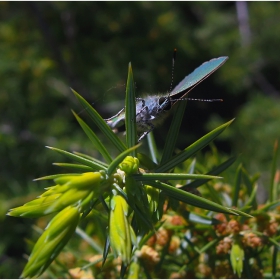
left=170, top=56, right=228, bottom=97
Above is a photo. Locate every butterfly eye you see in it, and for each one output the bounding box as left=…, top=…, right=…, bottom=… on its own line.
left=158, top=97, right=172, bottom=111
left=158, top=97, right=166, bottom=105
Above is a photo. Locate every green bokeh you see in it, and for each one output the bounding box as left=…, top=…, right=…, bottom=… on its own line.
left=1, top=2, right=280, bottom=277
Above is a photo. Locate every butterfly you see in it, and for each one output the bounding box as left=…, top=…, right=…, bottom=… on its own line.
left=105, top=56, right=228, bottom=142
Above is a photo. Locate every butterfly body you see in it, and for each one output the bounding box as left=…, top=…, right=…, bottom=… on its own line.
left=105, top=94, right=172, bottom=134
left=105, top=56, right=228, bottom=141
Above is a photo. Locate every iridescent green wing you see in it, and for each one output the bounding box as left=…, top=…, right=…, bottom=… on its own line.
left=171, top=56, right=228, bottom=97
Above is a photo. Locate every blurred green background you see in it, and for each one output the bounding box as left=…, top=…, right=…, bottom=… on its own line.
left=1, top=2, right=280, bottom=277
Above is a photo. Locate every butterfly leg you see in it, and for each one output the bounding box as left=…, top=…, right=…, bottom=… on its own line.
left=104, top=107, right=125, bottom=121
left=104, top=107, right=125, bottom=129
left=135, top=98, right=157, bottom=141
left=136, top=98, right=148, bottom=115
left=137, top=121, right=155, bottom=142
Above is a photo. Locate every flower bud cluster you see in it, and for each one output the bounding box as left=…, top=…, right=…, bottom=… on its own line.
left=8, top=172, right=103, bottom=218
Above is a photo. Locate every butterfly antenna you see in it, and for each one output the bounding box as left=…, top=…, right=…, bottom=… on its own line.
left=172, top=97, right=223, bottom=102
left=169, top=48, right=177, bottom=94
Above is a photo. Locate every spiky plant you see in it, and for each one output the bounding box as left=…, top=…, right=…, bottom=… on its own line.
left=8, top=63, right=251, bottom=278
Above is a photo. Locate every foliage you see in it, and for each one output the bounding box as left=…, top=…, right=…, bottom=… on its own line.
left=2, top=2, right=280, bottom=278
left=7, top=65, right=280, bottom=278
left=208, top=94, right=280, bottom=177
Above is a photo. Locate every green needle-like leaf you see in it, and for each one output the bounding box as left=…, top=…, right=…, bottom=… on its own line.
left=252, top=200, right=280, bottom=214
left=232, top=163, right=242, bottom=207
left=181, top=156, right=237, bottom=190
left=75, top=226, right=103, bottom=253
left=240, top=184, right=257, bottom=211
left=147, top=132, right=159, bottom=164
left=161, top=101, right=187, bottom=164
left=156, top=119, right=235, bottom=172
left=133, top=173, right=221, bottom=181
left=187, top=212, right=221, bottom=225
left=73, top=151, right=109, bottom=168
left=269, top=140, right=279, bottom=202
left=71, top=88, right=127, bottom=153
left=46, top=146, right=106, bottom=171
left=125, top=63, right=137, bottom=151
left=137, top=152, right=158, bottom=170
left=147, top=180, right=239, bottom=215
left=53, top=163, right=94, bottom=172
left=272, top=245, right=279, bottom=277
left=231, top=208, right=253, bottom=217
left=198, top=239, right=218, bottom=253
left=241, top=167, right=258, bottom=210
left=73, top=110, right=112, bottom=163
left=107, top=144, right=141, bottom=176
left=34, top=173, right=82, bottom=181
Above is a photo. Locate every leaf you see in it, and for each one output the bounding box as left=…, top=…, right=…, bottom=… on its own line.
left=137, top=152, right=158, bottom=170
left=52, top=163, right=94, bottom=172
left=181, top=210, right=222, bottom=225
left=272, top=245, right=279, bottom=277
left=107, top=144, right=141, bottom=176
left=71, top=88, right=127, bottom=153
left=75, top=226, right=103, bottom=253
left=125, top=63, right=137, bottom=151
left=269, top=140, right=279, bottom=202
left=147, top=180, right=239, bottom=215
left=239, top=184, right=257, bottom=212
left=46, top=146, right=106, bottom=171
left=232, top=163, right=242, bottom=207
left=160, top=101, right=187, bottom=164
left=147, top=132, right=159, bottom=164
left=133, top=173, right=222, bottom=181
left=252, top=200, right=280, bottom=214
left=155, top=119, right=235, bottom=172
left=73, top=151, right=109, bottom=168
left=73, top=110, right=112, bottom=163
left=181, top=156, right=237, bottom=190
left=241, top=167, right=258, bottom=210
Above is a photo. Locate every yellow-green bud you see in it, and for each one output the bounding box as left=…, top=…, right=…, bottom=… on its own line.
left=109, top=195, right=133, bottom=265
left=230, top=240, right=244, bottom=278
left=8, top=172, right=102, bottom=218
left=119, top=156, right=139, bottom=175
left=21, top=206, right=80, bottom=278
left=54, top=172, right=102, bottom=189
